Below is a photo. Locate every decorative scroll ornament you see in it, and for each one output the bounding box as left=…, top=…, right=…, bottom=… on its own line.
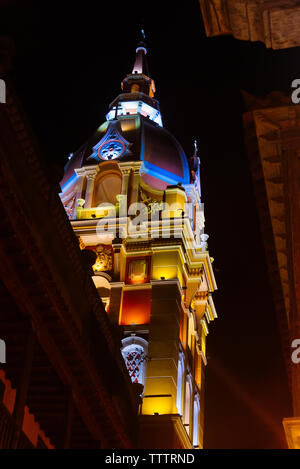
left=93, top=245, right=113, bottom=272
left=78, top=237, right=86, bottom=250
left=63, top=194, right=76, bottom=219
left=138, top=186, right=163, bottom=214
left=88, top=121, right=132, bottom=161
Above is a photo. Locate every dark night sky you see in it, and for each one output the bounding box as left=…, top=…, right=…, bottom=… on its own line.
left=1, top=0, right=297, bottom=449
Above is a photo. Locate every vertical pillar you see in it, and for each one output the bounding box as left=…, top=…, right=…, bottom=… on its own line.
left=131, top=168, right=141, bottom=205
left=112, top=240, right=122, bottom=282
left=126, top=168, right=134, bottom=210
left=73, top=170, right=86, bottom=217
left=72, top=178, right=83, bottom=219
left=85, top=172, right=96, bottom=208
left=121, top=168, right=129, bottom=196
left=143, top=280, right=181, bottom=415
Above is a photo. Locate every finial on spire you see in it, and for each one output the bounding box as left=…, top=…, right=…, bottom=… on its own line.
left=136, top=27, right=147, bottom=55
left=132, top=26, right=149, bottom=75
left=189, top=139, right=201, bottom=186
left=122, top=26, right=154, bottom=97
left=194, top=139, right=198, bottom=156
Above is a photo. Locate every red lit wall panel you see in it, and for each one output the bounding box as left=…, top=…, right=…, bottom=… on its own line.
left=119, top=288, right=151, bottom=325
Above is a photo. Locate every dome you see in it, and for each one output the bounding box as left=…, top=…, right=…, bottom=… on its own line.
left=61, top=115, right=190, bottom=191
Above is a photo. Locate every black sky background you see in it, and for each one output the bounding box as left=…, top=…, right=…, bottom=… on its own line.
left=1, top=0, right=297, bottom=449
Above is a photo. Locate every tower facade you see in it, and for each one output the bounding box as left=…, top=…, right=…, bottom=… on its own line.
left=60, top=37, right=218, bottom=449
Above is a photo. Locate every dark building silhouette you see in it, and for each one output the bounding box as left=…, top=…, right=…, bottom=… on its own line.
left=0, top=45, right=139, bottom=448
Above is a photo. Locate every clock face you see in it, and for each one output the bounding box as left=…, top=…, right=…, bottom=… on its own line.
left=98, top=139, right=125, bottom=160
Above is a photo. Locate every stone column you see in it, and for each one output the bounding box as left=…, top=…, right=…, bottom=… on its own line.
left=112, top=241, right=122, bottom=282
left=73, top=169, right=86, bottom=219
left=85, top=171, right=96, bottom=208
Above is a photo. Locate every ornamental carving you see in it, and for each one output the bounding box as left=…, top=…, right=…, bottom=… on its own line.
left=63, top=194, right=76, bottom=219
left=78, top=237, right=86, bottom=250
left=93, top=245, right=113, bottom=272
left=138, top=186, right=163, bottom=214
left=187, top=265, right=204, bottom=277
left=127, top=258, right=148, bottom=283
left=88, top=121, right=132, bottom=161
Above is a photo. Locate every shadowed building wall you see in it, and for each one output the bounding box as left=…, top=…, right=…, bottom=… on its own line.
left=243, top=92, right=300, bottom=448
left=199, top=0, right=300, bottom=49
left=0, top=46, right=138, bottom=448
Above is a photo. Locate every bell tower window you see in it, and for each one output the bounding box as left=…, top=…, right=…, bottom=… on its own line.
left=121, top=336, right=148, bottom=386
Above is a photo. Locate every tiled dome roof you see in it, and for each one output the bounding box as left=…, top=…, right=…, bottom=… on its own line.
left=61, top=115, right=190, bottom=191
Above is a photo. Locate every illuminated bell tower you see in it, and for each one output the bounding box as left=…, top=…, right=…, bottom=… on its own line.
left=60, top=33, right=218, bottom=449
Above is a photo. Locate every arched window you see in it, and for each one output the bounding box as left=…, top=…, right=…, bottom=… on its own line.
left=193, top=395, right=200, bottom=447
left=92, top=274, right=111, bottom=312
left=176, top=353, right=184, bottom=415
left=92, top=162, right=123, bottom=207
left=121, top=337, right=148, bottom=387
left=183, top=375, right=192, bottom=433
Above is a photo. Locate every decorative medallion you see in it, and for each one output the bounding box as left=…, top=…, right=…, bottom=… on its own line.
left=88, top=121, right=132, bottom=161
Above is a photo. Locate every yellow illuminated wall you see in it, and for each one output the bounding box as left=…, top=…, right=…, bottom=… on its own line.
left=152, top=251, right=183, bottom=285
left=201, top=327, right=206, bottom=358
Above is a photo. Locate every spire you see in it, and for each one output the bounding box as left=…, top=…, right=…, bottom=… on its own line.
left=107, top=29, right=162, bottom=126
left=132, top=29, right=149, bottom=75
left=120, top=28, right=155, bottom=99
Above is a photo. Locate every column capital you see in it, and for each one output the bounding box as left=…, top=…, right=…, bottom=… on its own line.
left=75, top=166, right=98, bottom=179
left=86, top=171, right=97, bottom=180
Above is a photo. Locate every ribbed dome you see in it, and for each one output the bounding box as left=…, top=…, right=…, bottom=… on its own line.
left=61, top=115, right=190, bottom=191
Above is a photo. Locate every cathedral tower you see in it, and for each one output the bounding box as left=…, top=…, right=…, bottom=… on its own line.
left=60, top=34, right=218, bottom=449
